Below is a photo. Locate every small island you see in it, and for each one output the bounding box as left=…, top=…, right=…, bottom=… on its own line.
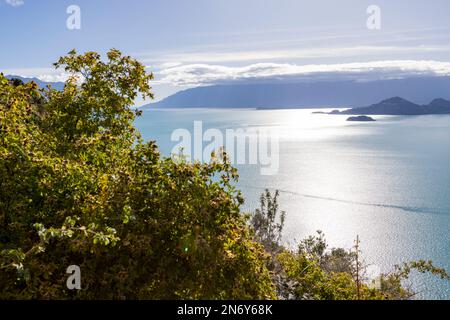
left=346, top=115, right=376, bottom=122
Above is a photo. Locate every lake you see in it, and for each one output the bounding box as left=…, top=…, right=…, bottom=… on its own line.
left=135, top=108, right=450, bottom=299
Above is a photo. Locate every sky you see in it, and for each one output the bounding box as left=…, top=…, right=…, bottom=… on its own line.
left=1, top=0, right=450, bottom=104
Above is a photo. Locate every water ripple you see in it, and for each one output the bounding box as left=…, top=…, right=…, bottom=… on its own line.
left=240, top=185, right=450, bottom=215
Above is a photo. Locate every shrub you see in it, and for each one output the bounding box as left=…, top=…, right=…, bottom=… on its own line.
left=0, top=50, right=275, bottom=299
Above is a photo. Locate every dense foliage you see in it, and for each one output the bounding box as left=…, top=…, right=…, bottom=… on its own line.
left=0, top=50, right=448, bottom=300
left=0, top=49, right=274, bottom=299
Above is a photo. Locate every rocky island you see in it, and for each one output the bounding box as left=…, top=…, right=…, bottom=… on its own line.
left=346, top=115, right=376, bottom=122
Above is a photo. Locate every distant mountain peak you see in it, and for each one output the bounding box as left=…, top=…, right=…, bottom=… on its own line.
left=4, top=75, right=64, bottom=91
left=340, top=96, right=450, bottom=115
left=380, top=96, right=414, bottom=104
left=429, top=98, right=450, bottom=106
left=143, top=76, right=450, bottom=110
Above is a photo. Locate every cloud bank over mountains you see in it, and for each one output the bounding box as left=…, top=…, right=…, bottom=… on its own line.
left=7, top=60, right=450, bottom=88
left=155, top=60, right=450, bottom=86
left=6, top=59, right=450, bottom=104
left=2, top=68, right=68, bottom=83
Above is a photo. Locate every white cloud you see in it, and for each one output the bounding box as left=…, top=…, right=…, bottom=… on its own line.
left=7, top=60, right=450, bottom=94
left=155, top=60, right=450, bottom=86
left=142, top=44, right=450, bottom=65
left=6, top=0, right=24, bottom=7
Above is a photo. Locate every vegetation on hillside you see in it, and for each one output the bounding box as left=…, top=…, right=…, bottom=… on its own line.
left=0, top=49, right=448, bottom=299
left=251, top=190, right=450, bottom=300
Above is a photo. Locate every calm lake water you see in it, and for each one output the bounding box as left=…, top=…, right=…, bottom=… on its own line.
left=135, top=108, right=450, bottom=300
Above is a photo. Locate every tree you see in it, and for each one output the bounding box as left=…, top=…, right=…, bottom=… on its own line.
left=0, top=49, right=275, bottom=299
left=251, top=189, right=285, bottom=255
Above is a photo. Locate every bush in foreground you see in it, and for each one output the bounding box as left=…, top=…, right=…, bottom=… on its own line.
left=0, top=50, right=274, bottom=299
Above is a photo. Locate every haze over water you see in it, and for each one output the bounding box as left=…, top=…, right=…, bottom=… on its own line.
left=135, top=108, right=450, bottom=299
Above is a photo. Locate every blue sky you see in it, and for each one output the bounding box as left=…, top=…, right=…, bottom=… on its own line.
left=2, top=0, right=450, bottom=103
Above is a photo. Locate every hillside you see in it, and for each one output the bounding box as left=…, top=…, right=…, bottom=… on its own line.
left=339, top=97, right=450, bottom=115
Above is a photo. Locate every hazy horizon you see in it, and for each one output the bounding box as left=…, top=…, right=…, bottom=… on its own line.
left=2, top=0, right=450, bottom=105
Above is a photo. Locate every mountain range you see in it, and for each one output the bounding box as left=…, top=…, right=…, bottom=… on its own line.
left=145, top=76, right=450, bottom=109
left=6, top=74, right=450, bottom=115
left=338, top=97, right=450, bottom=115
left=5, top=75, right=64, bottom=91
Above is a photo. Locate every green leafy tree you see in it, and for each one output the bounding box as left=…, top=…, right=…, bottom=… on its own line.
left=0, top=49, right=275, bottom=299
